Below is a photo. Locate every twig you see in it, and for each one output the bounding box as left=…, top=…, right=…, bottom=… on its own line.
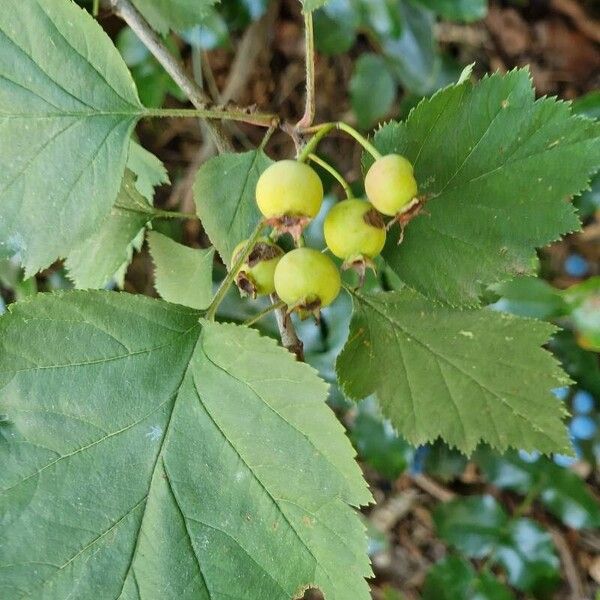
left=369, top=490, right=418, bottom=533
left=412, top=474, right=456, bottom=502
left=551, top=0, right=600, bottom=43
left=272, top=295, right=304, bottom=361
left=103, top=0, right=277, bottom=152
left=550, top=527, right=585, bottom=600
left=295, top=10, right=315, bottom=129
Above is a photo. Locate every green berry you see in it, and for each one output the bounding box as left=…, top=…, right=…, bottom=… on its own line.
left=231, top=238, right=283, bottom=297
left=324, top=199, right=386, bottom=261
left=365, top=154, right=418, bottom=216
left=274, top=248, right=341, bottom=314
left=256, top=160, right=324, bottom=220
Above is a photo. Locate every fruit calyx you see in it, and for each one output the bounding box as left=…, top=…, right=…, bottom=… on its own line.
left=265, top=214, right=312, bottom=242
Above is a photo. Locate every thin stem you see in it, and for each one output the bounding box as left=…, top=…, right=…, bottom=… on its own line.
left=143, top=107, right=275, bottom=126
left=337, top=122, right=382, bottom=159
left=296, top=123, right=335, bottom=162
left=295, top=10, right=315, bottom=129
left=93, top=0, right=100, bottom=16
left=297, top=122, right=382, bottom=162
left=244, top=300, right=286, bottom=326
left=308, top=153, right=353, bottom=199
left=152, top=209, right=198, bottom=220
left=105, top=0, right=233, bottom=152
left=271, top=295, right=304, bottom=360
left=205, top=222, right=265, bottom=320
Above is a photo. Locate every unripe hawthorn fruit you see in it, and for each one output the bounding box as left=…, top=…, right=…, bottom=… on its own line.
left=365, top=154, right=418, bottom=216
left=256, top=160, right=324, bottom=239
left=324, top=199, right=386, bottom=263
left=231, top=238, right=283, bottom=298
left=274, top=248, right=341, bottom=316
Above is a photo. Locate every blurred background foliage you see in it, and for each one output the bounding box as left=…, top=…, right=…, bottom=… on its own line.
left=2, top=0, right=599, bottom=598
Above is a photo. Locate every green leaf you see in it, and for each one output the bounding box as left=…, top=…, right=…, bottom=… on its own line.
left=64, top=143, right=168, bottom=291
left=435, top=496, right=560, bottom=593
left=350, top=406, right=413, bottom=479
left=350, top=54, right=396, bottom=129
left=477, top=449, right=600, bottom=530
left=371, top=70, right=600, bottom=305
left=336, top=289, right=572, bottom=454
left=148, top=231, right=214, bottom=310
left=423, top=556, right=515, bottom=600
left=415, top=0, right=487, bottom=22
left=381, top=0, right=439, bottom=95
left=0, top=0, right=143, bottom=276
left=127, top=141, right=170, bottom=202
left=193, top=150, right=273, bottom=265
left=434, top=495, right=507, bottom=558
left=65, top=171, right=153, bottom=289
left=423, top=440, right=468, bottom=482
left=313, top=0, right=359, bottom=56
left=495, top=518, right=560, bottom=593
left=0, top=291, right=372, bottom=599
left=491, top=276, right=567, bottom=320
left=131, top=0, right=218, bottom=35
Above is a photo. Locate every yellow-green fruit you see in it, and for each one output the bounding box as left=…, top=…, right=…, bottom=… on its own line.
left=256, top=160, right=324, bottom=219
left=231, top=238, right=283, bottom=296
left=274, top=248, right=341, bottom=310
left=365, top=154, right=418, bottom=216
left=324, top=199, right=386, bottom=260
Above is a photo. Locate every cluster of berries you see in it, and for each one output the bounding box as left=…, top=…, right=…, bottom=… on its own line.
left=232, top=154, right=418, bottom=317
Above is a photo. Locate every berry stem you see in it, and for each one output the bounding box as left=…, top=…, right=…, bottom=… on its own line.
left=93, top=0, right=100, bottom=16
left=297, top=122, right=382, bottom=162
left=308, top=153, right=353, bottom=199
left=243, top=300, right=287, bottom=326
left=206, top=222, right=266, bottom=321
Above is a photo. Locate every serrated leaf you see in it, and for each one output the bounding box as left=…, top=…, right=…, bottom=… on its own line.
left=336, top=288, right=572, bottom=454
left=65, top=170, right=154, bottom=289
left=131, top=0, right=219, bottom=35
left=370, top=70, right=600, bottom=305
left=127, top=141, right=170, bottom=202
left=0, top=291, right=372, bottom=599
left=148, top=231, right=214, bottom=309
left=65, top=145, right=168, bottom=289
left=0, top=0, right=144, bottom=276
left=193, top=150, right=273, bottom=265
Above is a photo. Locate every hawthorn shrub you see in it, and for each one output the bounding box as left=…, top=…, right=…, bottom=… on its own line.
left=0, top=0, right=599, bottom=598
